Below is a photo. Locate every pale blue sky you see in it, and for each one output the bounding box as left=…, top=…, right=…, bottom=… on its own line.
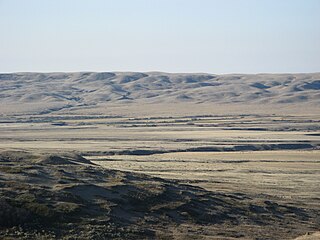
left=0, top=0, right=319, bottom=73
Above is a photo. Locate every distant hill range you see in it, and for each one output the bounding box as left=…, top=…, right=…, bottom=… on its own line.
left=0, top=72, right=319, bottom=115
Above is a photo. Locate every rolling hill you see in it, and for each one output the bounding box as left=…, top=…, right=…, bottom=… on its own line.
left=0, top=72, right=319, bottom=115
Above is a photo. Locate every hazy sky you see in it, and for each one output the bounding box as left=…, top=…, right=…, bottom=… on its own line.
left=0, top=0, right=319, bottom=73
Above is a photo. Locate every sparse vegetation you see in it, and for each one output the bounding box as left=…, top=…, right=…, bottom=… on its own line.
left=0, top=73, right=319, bottom=239
left=0, top=152, right=319, bottom=239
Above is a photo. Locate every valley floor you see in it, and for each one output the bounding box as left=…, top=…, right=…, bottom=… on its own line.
left=0, top=111, right=319, bottom=239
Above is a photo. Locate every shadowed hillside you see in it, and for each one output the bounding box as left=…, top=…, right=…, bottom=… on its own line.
left=0, top=151, right=319, bottom=239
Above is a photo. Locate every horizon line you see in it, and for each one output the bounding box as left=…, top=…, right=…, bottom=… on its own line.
left=1, top=71, right=320, bottom=75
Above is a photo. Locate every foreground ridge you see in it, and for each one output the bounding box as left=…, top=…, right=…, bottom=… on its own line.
left=0, top=151, right=319, bottom=239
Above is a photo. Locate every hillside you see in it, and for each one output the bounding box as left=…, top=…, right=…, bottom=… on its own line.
left=0, top=72, right=319, bottom=115
left=0, top=151, right=319, bottom=239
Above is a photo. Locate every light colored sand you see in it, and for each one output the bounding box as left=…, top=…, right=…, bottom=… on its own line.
left=294, top=232, right=320, bottom=240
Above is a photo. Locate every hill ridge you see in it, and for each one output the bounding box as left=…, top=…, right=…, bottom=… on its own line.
left=0, top=72, right=319, bottom=115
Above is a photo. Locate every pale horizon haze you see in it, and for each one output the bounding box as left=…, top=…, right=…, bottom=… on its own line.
left=0, top=0, right=319, bottom=74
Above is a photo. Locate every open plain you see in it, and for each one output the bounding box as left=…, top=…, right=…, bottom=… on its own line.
left=0, top=72, right=319, bottom=239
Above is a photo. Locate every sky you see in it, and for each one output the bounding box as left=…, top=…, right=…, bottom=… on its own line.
left=0, top=0, right=319, bottom=73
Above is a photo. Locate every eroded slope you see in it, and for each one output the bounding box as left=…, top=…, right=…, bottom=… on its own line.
left=0, top=151, right=319, bottom=239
